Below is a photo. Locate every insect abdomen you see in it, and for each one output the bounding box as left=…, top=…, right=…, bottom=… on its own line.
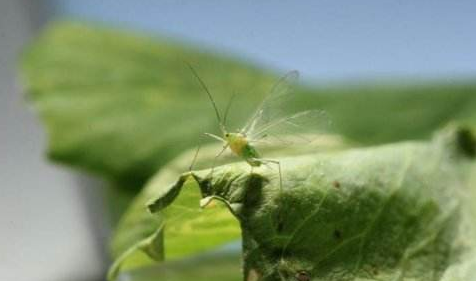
left=242, top=144, right=261, bottom=166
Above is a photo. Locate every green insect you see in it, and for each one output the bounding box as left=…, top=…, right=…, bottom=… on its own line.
left=188, top=64, right=326, bottom=190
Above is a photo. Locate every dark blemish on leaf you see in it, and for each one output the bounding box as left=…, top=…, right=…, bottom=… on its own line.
left=456, top=128, right=476, bottom=157
left=199, top=179, right=213, bottom=195
left=295, top=270, right=310, bottom=281
left=333, top=229, right=342, bottom=239
left=363, top=264, right=379, bottom=276
left=332, top=180, right=340, bottom=188
left=273, top=248, right=288, bottom=258
left=276, top=210, right=285, bottom=233
left=272, top=249, right=281, bottom=259
left=240, top=174, right=265, bottom=217
left=246, top=173, right=266, bottom=190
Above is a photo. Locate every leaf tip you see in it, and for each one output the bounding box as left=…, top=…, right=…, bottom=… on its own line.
left=146, top=172, right=196, bottom=214
left=106, top=262, right=120, bottom=281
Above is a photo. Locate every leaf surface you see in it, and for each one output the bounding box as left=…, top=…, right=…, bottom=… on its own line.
left=148, top=126, right=476, bottom=281
left=20, top=22, right=476, bottom=281
left=109, top=135, right=346, bottom=279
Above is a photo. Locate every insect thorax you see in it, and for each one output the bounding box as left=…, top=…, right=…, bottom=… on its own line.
left=226, top=132, right=261, bottom=166
left=226, top=133, right=248, bottom=155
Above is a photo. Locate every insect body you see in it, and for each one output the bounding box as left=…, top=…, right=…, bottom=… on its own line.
left=188, top=64, right=326, bottom=190
left=225, top=132, right=261, bottom=166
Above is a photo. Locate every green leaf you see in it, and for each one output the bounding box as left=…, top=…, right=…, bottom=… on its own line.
left=109, top=135, right=346, bottom=280
left=121, top=250, right=242, bottom=281
left=21, top=21, right=277, bottom=187
left=21, top=22, right=476, bottom=188
left=108, top=167, right=241, bottom=280
left=107, top=145, right=238, bottom=280
left=20, top=22, right=476, bottom=280
left=148, top=125, right=476, bottom=280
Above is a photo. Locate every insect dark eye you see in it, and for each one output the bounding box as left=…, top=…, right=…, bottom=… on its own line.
left=295, top=271, right=310, bottom=281
left=225, top=133, right=229, bottom=137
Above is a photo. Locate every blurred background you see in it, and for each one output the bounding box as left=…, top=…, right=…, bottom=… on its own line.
left=1, top=1, right=475, bottom=281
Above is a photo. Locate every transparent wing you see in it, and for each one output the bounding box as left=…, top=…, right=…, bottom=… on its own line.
left=247, top=110, right=331, bottom=146
left=241, top=70, right=300, bottom=136
left=242, top=70, right=329, bottom=145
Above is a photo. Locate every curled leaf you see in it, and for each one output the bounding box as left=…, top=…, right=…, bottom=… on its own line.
left=109, top=136, right=345, bottom=279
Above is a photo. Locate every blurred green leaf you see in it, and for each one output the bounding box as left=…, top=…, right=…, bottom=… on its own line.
left=297, top=83, right=476, bottom=145
left=21, top=22, right=476, bottom=189
left=148, top=126, right=476, bottom=280
left=121, top=250, right=242, bottom=281
left=21, top=21, right=277, bottom=187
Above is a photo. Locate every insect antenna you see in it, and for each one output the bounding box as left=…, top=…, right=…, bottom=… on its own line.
left=223, top=92, right=237, bottom=129
left=186, top=63, right=225, bottom=133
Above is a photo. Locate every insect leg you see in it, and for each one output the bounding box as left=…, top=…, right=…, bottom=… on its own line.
left=190, top=132, right=226, bottom=171
left=204, top=132, right=226, bottom=142
left=203, top=133, right=228, bottom=175
left=209, top=144, right=229, bottom=176
left=189, top=142, right=202, bottom=171
left=189, top=133, right=209, bottom=171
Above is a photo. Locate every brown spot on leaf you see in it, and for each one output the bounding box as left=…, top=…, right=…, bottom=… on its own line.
left=333, top=180, right=340, bottom=188
left=295, top=270, right=311, bottom=281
